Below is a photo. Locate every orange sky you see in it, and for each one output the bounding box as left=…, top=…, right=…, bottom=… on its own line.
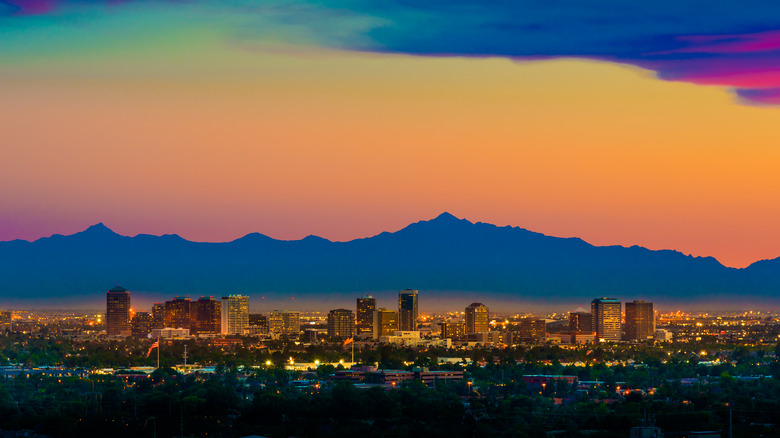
left=2, top=40, right=780, bottom=268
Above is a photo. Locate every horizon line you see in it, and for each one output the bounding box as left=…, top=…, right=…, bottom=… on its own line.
left=1, top=211, right=775, bottom=269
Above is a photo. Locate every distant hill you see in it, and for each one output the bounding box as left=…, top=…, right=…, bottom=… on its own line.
left=0, top=212, right=777, bottom=310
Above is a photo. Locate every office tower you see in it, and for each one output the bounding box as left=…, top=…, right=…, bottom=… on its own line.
left=356, top=296, right=377, bottom=335
left=625, top=300, right=655, bottom=341
left=465, top=303, right=490, bottom=334
left=398, top=289, right=418, bottom=331
left=569, top=306, right=593, bottom=332
left=518, top=319, right=546, bottom=341
left=106, top=285, right=131, bottom=336
left=131, top=312, right=153, bottom=339
left=440, top=321, right=465, bottom=340
left=192, top=297, right=221, bottom=335
left=0, top=310, right=11, bottom=332
left=591, top=298, right=621, bottom=341
left=221, top=295, right=249, bottom=335
left=373, top=308, right=398, bottom=339
left=268, top=310, right=300, bottom=337
left=151, top=303, right=165, bottom=329
left=249, top=314, right=268, bottom=333
left=327, top=308, right=355, bottom=338
left=164, top=297, right=192, bottom=329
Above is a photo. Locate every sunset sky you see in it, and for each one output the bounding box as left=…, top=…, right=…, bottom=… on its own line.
left=2, top=1, right=780, bottom=268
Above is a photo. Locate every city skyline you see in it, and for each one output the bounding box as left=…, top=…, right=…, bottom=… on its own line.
left=4, top=3, right=780, bottom=437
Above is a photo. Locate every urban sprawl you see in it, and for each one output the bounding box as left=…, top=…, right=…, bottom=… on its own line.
left=2, top=287, right=780, bottom=438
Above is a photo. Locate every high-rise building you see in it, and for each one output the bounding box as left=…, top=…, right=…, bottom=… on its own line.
left=192, top=297, right=221, bottom=335
left=268, top=310, right=300, bottom=337
left=569, top=307, right=593, bottom=332
left=465, top=303, right=489, bottom=334
left=518, top=319, right=546, bottom=341
left=0, top=310, right=11, bottom=332
left=625, top=300, right=655, bottom=341
left=356, top=296, right=376, bottom=335
left=248, top=314, right=268, bottom=334
left=591, top=298, right=621, bottom=342
left=151, top=303, right=165, bottom=329
left=440, top=321, right=465, bottom=340
left=106, top=286, right=131, bottom=337
left=165, top=297, right=192, bottom=330
left=398, top=289, right=418, bottom=331
left=221, top=295, right=249, bottom=335
left=373, top=308, right=398, bottom=339
left=327, top=308, right=355, bottom=338
left=131, top=312, right=153, bottom=339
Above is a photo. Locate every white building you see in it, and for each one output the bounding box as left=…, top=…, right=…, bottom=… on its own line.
left=151, top=327, right=190, bottom=339
left=654, top=329, right=673, bottom=342
left=221, top=295, right=249, bottom=335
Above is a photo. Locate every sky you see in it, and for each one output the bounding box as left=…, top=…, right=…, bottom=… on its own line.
left=2, top=0, right=780, bottom=268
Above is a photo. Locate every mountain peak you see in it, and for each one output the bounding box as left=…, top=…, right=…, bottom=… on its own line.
left=85, top=222, right=113, bottom=232
left=432, top=212, right=461, bottom=222
left=77, top=222, right=121, bottom=239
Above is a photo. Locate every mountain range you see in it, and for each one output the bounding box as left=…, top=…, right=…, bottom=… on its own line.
left=1, top=212, right=779, bottom=310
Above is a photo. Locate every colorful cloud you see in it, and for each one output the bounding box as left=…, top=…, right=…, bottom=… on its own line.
left=3, top=1, right=780, bottom=103
left=3, top=1, right=779, bottom=105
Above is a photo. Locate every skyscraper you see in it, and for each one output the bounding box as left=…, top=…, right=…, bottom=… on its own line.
left=165, top=297, right=193, bottom=330
left=0, top=310, right=11, bottom=332
left=268, top=310, right=300, bottom=337
left=591, top=298, right=621, bottom=342
left=569, top=306, right=593, bottom=332
left=625, top=300, right=655, bottom=341
left=398, top=289, right=418, bottom=331
left=151, top=303, right=165, bottom=329
left=327, top=308, right=355, bottom=338
left=192, top=297, right=221, bottom=335
left=518, top=319, right=546, bottom=341
left=221, top=295, right=249, bottom=335
left=131, top=312, right=153, bottom=339
left=440, top=321, right=465, bottom=340
left=465, top=303, right=489, bottom=334
left=106, top=286, right=131, bottom=337
left=356, top=295, right=376, bottom=335
left=373, top=308, right=398, bottom=339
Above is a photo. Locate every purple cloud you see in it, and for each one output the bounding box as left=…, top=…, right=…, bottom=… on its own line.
left=327, top=0, right=780, bottom=105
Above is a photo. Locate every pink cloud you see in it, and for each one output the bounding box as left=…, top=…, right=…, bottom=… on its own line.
left=630, top=30, right=780, bottom=104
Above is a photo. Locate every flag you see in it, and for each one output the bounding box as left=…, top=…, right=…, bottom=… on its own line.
left=147, top=340, right=159, bottom=358
left=343, top=338, right=353, bottom=346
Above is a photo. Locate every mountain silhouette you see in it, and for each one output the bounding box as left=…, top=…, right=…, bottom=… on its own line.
left=0, top=212, right=776, bottom=309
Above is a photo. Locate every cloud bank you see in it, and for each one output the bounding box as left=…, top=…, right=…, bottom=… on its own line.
left=4, top=0, right=780, bottom=104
